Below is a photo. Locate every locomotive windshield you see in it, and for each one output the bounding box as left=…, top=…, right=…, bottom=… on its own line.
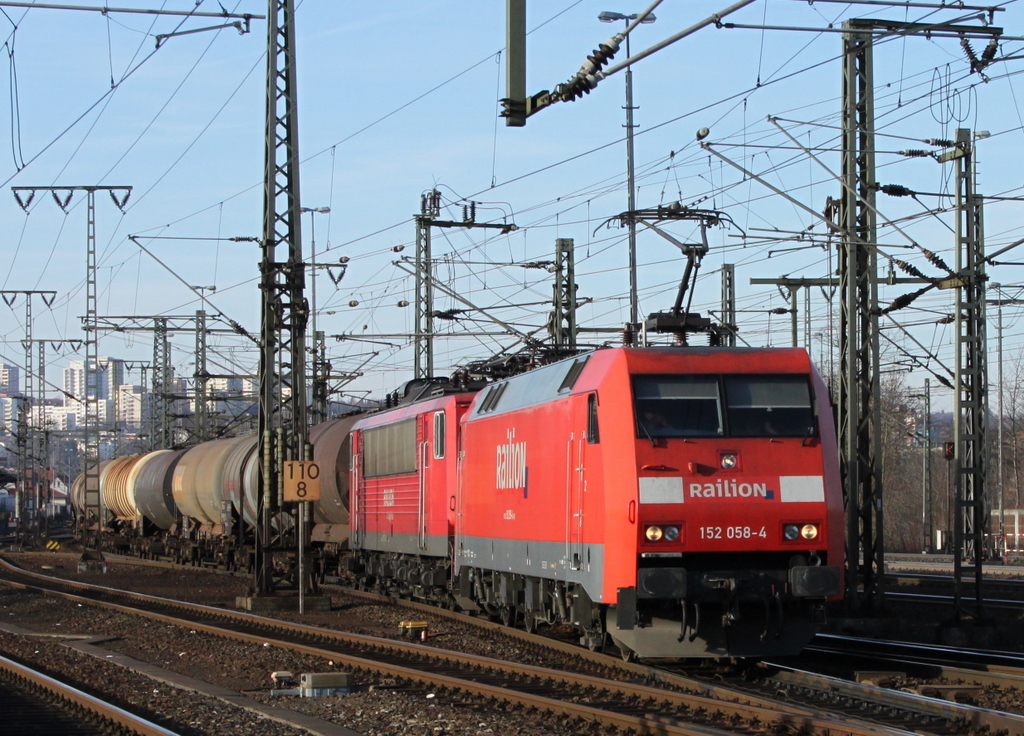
left=724, top=375, right=814, bottom=437
left=634, top=374, right=814, bottom=439
left=634, top=376, right=723, bottom=437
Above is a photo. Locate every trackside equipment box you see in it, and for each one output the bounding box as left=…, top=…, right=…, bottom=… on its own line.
left=300, top=672, right=354, bottom=697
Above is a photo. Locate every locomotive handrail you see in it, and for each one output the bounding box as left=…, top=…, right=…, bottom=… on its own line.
left=564, top=434, right=573, bottom=562
left=418, top=439, right=428, bottom=550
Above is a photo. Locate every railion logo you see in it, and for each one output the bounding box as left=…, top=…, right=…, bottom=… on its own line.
left=496, top=428, right=527, bottom=490
left=688, top=479, right=774, bottom=500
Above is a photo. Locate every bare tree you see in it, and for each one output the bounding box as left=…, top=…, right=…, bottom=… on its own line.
left=879, top=371, right=925, bottom=553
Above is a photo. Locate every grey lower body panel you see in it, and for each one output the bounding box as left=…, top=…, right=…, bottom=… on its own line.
left=456, top=534, right=606, bottom=603
left=352, top=530, right=447, bottom=558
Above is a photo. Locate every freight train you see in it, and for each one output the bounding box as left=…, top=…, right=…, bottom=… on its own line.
left=74, top=345, right=843, bottom=660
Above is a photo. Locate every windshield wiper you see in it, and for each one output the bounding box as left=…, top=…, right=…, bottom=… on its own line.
left=637, top=418, right=657, bottom=447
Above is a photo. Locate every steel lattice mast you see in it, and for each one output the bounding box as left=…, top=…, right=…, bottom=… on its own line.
left=254, top=0, right=309, bottom=597
left=11, top=187, right=130, bottom=548
left=839, top=20, right=883, bottom=611
left=944, top=128, right=988, bottom=617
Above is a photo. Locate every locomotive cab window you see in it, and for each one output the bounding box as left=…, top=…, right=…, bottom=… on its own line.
left=587, top=393, right=600, bottom=444
left=634, top=376, right=723, bottom=438
left=724, top=375, right=814, bottom=437
left=433, top=411, right=446, bottom=459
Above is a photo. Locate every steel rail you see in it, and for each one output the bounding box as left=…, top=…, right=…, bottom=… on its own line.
left=809, top=632, right=1024, bottom=677
left=111, top=555, right=923, bottom=722
left=38, top=552, right=1024, bottom=735
left=766, top=664, right=1024, bottom=736
left=0, top=652, right=179, bottom=736
left=801, top=643, right=1024, bottom=690
left=883, top=589, right=1024, bottom=612
left=0, top=557, right=910, bottom=736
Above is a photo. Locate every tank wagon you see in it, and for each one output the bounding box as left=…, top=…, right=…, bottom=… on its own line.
left=75, top=418, right=357, bottom=569
left=75, top=345, right=843, bottom=659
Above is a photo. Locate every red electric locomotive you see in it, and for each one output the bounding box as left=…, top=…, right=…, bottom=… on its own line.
left=348, top=346, right=843, bottom=660
left=348, top=379, right=476, bottom=589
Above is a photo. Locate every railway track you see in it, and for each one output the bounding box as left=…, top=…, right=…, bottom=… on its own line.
left=5, top=554, right=1024, bottom=735
left=0, top=651, right=178, bottom=735
left=889, top=571, right=1024, bottom=594
left=0, top=556, right=862, bottom=736
left=802, top=632, right=1024, bottom=688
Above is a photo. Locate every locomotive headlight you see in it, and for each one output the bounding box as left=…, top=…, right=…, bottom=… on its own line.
left=645, top=526, right=664, bottom=542
left=784, top=523, right=819, bottom=541
left=720, top=453, right=738, bottom=470
left=663, top=525, right=680, bottom=542
left=800, top=524, right=819, bottom=540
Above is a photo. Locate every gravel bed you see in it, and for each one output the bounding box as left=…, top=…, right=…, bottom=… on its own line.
left=13, top=551, right=1024, bottom=732
left=0, top=552, right=602, bottom=735
left=15, top=553, right=617, bottom=673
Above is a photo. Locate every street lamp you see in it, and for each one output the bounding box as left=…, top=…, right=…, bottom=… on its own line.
left=192, top=285, right=216, bottom=313
left=599, top=11, right=655, bottom=326
left=300, top=206, right=331, bottom=338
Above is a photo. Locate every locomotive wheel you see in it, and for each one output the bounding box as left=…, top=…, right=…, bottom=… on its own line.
left=618, top=642, right=636, bottom=662
left=522, top=609, right=537, bottom=634
left=581, top=616, right=606, bottom=652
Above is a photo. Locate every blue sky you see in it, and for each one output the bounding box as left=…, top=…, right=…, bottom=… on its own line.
left=1, top=0, right=1023, bottom=409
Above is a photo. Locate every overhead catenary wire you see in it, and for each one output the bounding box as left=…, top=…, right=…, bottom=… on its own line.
left=8, top=2, right=1024, bottom=400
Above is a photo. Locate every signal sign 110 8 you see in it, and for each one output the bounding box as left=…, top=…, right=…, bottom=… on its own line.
left=283, top=461, right=321, bottom=502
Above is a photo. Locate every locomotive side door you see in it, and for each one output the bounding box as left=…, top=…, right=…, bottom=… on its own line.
left=350, top=431, right=363, bottom=549
left=567, top=394, right=589, bottom=571
left=417, top=413, right=429, bottom=552
left=420, top=408, right=450, bottom=555
left=454, top=444, right=464, bottom=575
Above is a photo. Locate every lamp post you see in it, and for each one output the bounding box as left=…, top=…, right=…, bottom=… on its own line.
left=301, top=206, right=331, bottom=339
left=599, top=11, right=655, bottom=327
left=192, top=285, right=216, bottom=313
